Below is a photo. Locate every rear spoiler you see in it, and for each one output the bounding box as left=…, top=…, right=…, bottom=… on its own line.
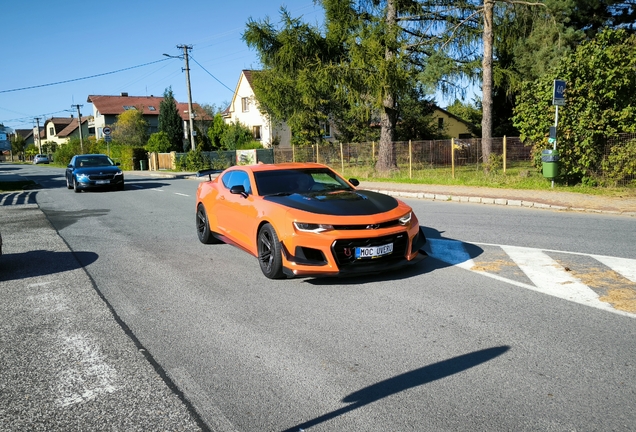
left=196, top=169, right=220, bottom=181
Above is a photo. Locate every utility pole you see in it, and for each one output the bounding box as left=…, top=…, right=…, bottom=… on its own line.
left=34, top=117, right=41, bottom=154
left=178, top=44, right=196, bottom=151
left=73, top=104, right=84, bottom=153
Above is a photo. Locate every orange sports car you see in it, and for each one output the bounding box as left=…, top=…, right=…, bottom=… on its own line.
left=195, top=163, right=427, bottom=279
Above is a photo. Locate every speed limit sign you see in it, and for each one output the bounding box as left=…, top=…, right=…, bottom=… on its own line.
left=103, top=127, right=111, bottom=135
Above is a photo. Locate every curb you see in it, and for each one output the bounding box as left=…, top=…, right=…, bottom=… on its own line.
left=365, top=189, right=636, bottom=217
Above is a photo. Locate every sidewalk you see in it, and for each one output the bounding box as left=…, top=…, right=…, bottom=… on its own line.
left=134, top=170, right=636, bottom=217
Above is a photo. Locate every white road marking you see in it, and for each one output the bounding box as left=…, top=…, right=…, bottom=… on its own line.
left=427, top=239, right=635, bottom=317
left=501, top=246, right=605, bottom=307
left=590, top=255, right=636, bottom=283
left=174, top=192, right=189, bottom=197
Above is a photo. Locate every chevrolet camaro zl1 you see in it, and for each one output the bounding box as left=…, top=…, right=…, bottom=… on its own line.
left=195, top=163, right=426, bottom=279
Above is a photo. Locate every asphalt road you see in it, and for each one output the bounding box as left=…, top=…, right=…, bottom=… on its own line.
left=2, top=164, right=635, bottom=431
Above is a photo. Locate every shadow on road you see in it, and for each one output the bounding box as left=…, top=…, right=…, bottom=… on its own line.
left=283, top=346, right=510, bottom=432
left=0, top=250, right=98, bottom=282
left=305, top=225, right=484, bottom=285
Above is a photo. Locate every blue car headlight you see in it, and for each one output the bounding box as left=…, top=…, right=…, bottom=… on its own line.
left=114, top=171, right=123, bottom=177
left=76, top=173, right=90, bottom=183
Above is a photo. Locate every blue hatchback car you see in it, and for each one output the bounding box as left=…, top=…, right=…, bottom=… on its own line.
left=65, top=154, right=124, bottom=192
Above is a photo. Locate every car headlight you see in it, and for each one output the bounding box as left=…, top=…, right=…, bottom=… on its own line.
left=76, top=174, right=90, bottom=183
left=399, top=212, right=412, bottom=226
left=114, top=171, right=123, bottom=177
left=293, top=222, right=334, bottom=233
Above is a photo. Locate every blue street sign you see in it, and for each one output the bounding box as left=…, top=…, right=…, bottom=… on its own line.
left=553, top=79, right=566, bottom=106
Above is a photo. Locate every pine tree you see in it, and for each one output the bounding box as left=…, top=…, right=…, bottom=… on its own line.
left=159, top=87, right=184, bottom=152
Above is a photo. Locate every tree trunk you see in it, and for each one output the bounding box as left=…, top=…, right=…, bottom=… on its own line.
left=481, top=0, right=494, bottom=167
left=376, top=0, right=398, bottom=175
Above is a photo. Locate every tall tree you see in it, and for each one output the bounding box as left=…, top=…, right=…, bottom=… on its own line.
left=245, top=1, right=480, bottom=174
left=112, top=108, right=149, bottom=147
left=158, top=87, right=184, bottom=152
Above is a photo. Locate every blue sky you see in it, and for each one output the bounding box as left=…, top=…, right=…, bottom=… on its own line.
left=1, top=1, right=470, bottom=133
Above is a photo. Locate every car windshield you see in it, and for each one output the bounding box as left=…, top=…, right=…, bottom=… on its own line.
left=254, top=168, right=352, bottom=196
left=76, top=156, right=114, bottom=167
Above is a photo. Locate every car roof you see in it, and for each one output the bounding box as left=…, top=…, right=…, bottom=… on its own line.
left=231, top=162, right=329, bottom=173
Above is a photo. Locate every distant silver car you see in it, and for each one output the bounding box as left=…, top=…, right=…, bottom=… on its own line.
left=33, top=154, right=49, bottom=164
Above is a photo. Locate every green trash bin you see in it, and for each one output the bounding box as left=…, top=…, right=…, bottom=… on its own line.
left=139, top=160, right=147, bottom=171
left=541, top=150, right=559, bottom=178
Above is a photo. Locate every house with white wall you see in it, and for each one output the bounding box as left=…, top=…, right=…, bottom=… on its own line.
left=222, top=70, right=292, bottom=148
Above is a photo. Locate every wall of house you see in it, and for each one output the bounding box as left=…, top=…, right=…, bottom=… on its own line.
left=432, top=110, right=474, bottom=139
left=224, top=73, right=292, bottom=148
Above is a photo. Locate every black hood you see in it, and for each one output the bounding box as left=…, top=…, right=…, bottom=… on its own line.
left=263, top=189, right=398, bottom=216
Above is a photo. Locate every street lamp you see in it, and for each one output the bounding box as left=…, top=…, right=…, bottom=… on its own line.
left=163, top=46, right=195, bottom=151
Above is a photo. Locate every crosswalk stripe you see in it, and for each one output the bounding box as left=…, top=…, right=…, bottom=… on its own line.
left=590, top=255, right=636, bottom=283
left=501, top=246, right=606, bottom=308
left=426, top=238, right=635, bottom=317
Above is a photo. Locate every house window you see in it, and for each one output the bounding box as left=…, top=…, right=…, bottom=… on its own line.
left=49, top=127, right=54, bottom=136
left=253, top=125, right=262, bottom=140
left=438, top=118, right=444, bottom=130
left=148, top=106, right=156, bottom=111
left=241, top=97, right=249, bottom=112
left=321, top=122, right=331, bottom=138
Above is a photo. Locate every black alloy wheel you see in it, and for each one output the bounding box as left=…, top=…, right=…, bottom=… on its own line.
left=196, top=204, right=219, bottom=244
left=258, top=223, right=284, bottom=279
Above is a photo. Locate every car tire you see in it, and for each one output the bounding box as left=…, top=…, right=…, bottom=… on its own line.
left=196, top=204, right=220, bottom=244
left=66, top=175, right=73, bottom=189
left=258, top=223, right=284, bottom=279
left=73, top=178, right=81, bottom=193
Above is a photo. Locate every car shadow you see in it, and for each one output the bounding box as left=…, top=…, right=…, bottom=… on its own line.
left=304, top=225, right=484, bottom=285
left=44, top=208, right=111, bottom=230
left=0, top=250, right=98, bottom=282
left=282, top=345, right=510, bottom=432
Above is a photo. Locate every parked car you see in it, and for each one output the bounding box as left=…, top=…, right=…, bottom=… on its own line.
left=33, top=154, right=49, bottom=164
left=195, top=162, right=427, bottom=279
left=65, top=154, right=124, bottom=193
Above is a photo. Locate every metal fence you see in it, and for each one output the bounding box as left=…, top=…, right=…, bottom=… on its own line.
left=274, top=137, right=532, bottom=173
left=600, top=133, right=636, bottom=186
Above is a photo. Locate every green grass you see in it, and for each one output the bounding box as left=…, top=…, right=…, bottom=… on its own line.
left=335, top=161, right=636, bottom=197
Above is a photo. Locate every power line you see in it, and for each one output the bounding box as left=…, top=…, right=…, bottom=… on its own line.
left=189, top=56, right=235, bottom=94
left=0, top=58, right=171, bottom=94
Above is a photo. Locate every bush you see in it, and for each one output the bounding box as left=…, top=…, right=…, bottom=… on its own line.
left=603, top=138, right=636, bottom=184
left=176, top=149, right=211, bottom=171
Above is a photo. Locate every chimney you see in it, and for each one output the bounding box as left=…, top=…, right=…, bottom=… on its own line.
left=121, top=92, right=128, bottom=97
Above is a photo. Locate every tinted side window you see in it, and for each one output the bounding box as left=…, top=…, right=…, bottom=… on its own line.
left=221, top=171, right=251, bottom=194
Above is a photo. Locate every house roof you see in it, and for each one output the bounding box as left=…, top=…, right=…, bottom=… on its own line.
left=15, top=129, right=33, bottom=139
left=57, top=117, right=89, bottom=138
left=87, top=95, right=212, bottom=121
left=41, top=117, right=89, bottom=138
left=44, top=117, right=74, bottom=134
left=223, top=69, right=257, bottom=117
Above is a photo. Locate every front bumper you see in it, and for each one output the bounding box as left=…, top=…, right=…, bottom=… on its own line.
left=280, top=225, right=427, bottom=278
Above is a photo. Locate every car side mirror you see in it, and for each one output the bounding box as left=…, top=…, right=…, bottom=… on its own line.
left=349, top=178, right=360, bottom=187
left=230, top=185, right=248, bottom=198
left=115, top=162, right=121, bottom=166
left=67, top=164, right=72, bottom=169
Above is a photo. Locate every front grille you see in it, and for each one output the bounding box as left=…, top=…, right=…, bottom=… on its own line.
left=89, top=173, right=115, bottom=181
left=332, top=233, right=408, bottom=268
left=333, top=219, right=401, bottom=230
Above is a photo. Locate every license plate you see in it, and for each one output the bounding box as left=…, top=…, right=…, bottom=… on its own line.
left=355, top=243, right=393, bottom=259
left=96, top=180, right=109, bottom=185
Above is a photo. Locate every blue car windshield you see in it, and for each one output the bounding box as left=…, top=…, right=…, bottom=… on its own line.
left=254, top=168, right=352, bottom=196
left=77, top=157, right=114, bottom=167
